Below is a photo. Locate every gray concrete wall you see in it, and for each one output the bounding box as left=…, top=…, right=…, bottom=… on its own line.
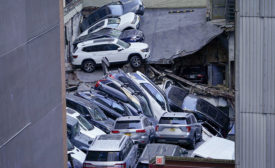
left=236, top=0, right=275, bottom=168
left=0, top=0, right=66, bottom=167
left=83, top=0, right=207, bottom=8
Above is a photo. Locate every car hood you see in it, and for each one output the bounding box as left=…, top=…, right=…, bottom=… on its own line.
left=120, top=29, right=143, bottom=39
left=74, top=133, right=93, bottom=148
left=119, top=12, right=135, bottom=25
left=128, top=42, right=148, bottom=50
left=69, top=146, right=86, bottom=164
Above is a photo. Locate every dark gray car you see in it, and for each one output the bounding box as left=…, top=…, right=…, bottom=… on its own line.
left=111, top=115, right=155, bottom=146
left=66, top=94, right=114, bottom=134
left=155, top=112, right=202, bottom=149
left=165, top=85, right=230, bottom=137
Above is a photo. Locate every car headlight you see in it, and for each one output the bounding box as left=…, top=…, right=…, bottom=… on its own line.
left=141, top=48, right=149, bottom=52
left=131, top=15, right=137, bottom=24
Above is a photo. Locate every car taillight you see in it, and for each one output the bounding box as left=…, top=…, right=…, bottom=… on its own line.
left=115, top=163, right=126, bottom=168
left=112, top=130, right=120, bottom=133
left=136, top=129, right=146, bottom=133
left=95, top=81, right=100, bottom=88
left=155, top=125, right=159, bottom=131
left=186, top=126, right=191, bottom=132
left=109, top=74, right=115, bottom=79
left=197, top=74, right=204, bottom=78
left=95, top=79, right=106, bottom=88
left=72, top=55, right=78, bottom=58
left=83, top=163, right=96, bottom=168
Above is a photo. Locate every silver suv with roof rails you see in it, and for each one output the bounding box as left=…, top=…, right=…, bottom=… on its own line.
left=155, top=112, right=202, bottom=149
left=72, top=38, right=150, bottom=72
left=111, top=115, right=155, bottom=146
left=83, top=134, right=138, bottom=168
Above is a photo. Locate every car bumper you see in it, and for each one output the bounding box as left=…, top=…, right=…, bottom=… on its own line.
left=155, top=137, right=193, bottom=145
left=132, top=136, right=149, bottom=145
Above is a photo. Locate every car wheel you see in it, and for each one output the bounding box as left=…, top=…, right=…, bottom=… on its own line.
left=190, top=135, right=196, bottom=150
left=130, top=55, right=142, bottom=68
left=81, top=60, right=95, bottom=73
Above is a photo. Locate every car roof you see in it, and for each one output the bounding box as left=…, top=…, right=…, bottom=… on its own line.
left=161, top=112, right=190, bottom=118
left=67, top=115, right=78, bottom=126
left=79, top=38, right=118, bottom=47
left=90, top=134, right=128, bottom=151
left=66, top=107, right=80, bottom=118
left=116, top=115, right=144, bottom=121
left=66, top=93, right=98, bottom=109
left=139, top=143, right=179, bottom=163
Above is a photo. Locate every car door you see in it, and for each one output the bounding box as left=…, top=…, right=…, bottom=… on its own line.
left=103, top=44, right=128, bottom=63
left=191, top=115, right=202, bottom=139
left=81, top=44, right=106, bottom=64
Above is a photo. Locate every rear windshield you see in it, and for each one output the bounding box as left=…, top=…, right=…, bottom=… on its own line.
left=159, top=117, right=187, bottom=125
left=86, top=151, right=122, bottom=161
left=115, top=120, right=141, bottom=129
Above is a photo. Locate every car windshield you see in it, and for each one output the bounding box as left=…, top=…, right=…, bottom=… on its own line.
left=115, top=120, right=141, bottom=129
left=140, top=83, right=166, bottom=110
left=159, top=117, right=187, bottom=125
left=86, top=151, right=122, bottom=161
left=117, top=39, right=130, bottom=48
left=88, top=21, right=105, bottom=33
left=77, top=115, right=94, bottom=131
left=89, top=107, right=108, bottom=121
left=107, top=18, right=120, bottom=25
left=67, top=139, right=74, bottom=151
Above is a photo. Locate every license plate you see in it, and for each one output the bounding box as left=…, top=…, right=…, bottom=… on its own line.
left=190, top=75, right=196, bottom=79
left=169, top=128, right=175, bottom=132
left=125, top=133, right=131, bottom=136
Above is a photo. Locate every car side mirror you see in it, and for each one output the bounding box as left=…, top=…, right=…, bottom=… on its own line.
left=118, top=48, right=124, bottom=52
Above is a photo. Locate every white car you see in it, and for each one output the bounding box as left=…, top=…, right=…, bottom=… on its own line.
left=66, top=107, right=106, bottom=139
left=67, top=138, right=86, bottom=166
left=127, top=71, right=170, bottom=121
left=72, top=38, right=150, bottom=72
left=79, top=12, right=140, bottom=38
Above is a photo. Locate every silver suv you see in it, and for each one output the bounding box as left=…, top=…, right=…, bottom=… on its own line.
left=155, top=112, right=202, bottom=149
left=111, top=116, right=155, bottom=146
left=83, top=134, right=138, bottom=168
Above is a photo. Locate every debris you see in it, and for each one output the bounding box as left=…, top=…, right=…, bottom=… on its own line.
left=149, top=65, right=234, bottom=100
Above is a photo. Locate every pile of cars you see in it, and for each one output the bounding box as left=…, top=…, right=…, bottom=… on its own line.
left=71, top=0, right=150, bottom=73
left=66, top=69, right=232, bottom=168
left=67, top=1, right=232, bottom=167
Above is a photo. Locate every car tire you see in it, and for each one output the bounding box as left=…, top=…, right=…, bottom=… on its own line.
left=190, top=135, right=196, bottom=150
left=130, top=55, right=142, bottom=68
left=81, top=60, right=96, bottom=73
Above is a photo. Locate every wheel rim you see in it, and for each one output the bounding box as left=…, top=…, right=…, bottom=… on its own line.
left=84, top=62, right=94, bottom=72
left=131, top=57, right=141, bottom=67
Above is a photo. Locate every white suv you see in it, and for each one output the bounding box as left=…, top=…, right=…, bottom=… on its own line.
left=79, top=12, right=140, bottom=38
left=72, top=38, right=150, bottom=72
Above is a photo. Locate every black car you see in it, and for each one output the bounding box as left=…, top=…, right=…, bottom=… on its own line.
left=73, top=28, right=144, bottom=49
left=81, top=0, right=144, bottom=31
left=76, top=90, right=139, bottom=120
left=165, top=85, right=230, bottom=137
left=66, top=94, right=114, bottom=134
left=95, top=77, right=157, bottom=125
left=180, top=66, right=207, bottom=83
